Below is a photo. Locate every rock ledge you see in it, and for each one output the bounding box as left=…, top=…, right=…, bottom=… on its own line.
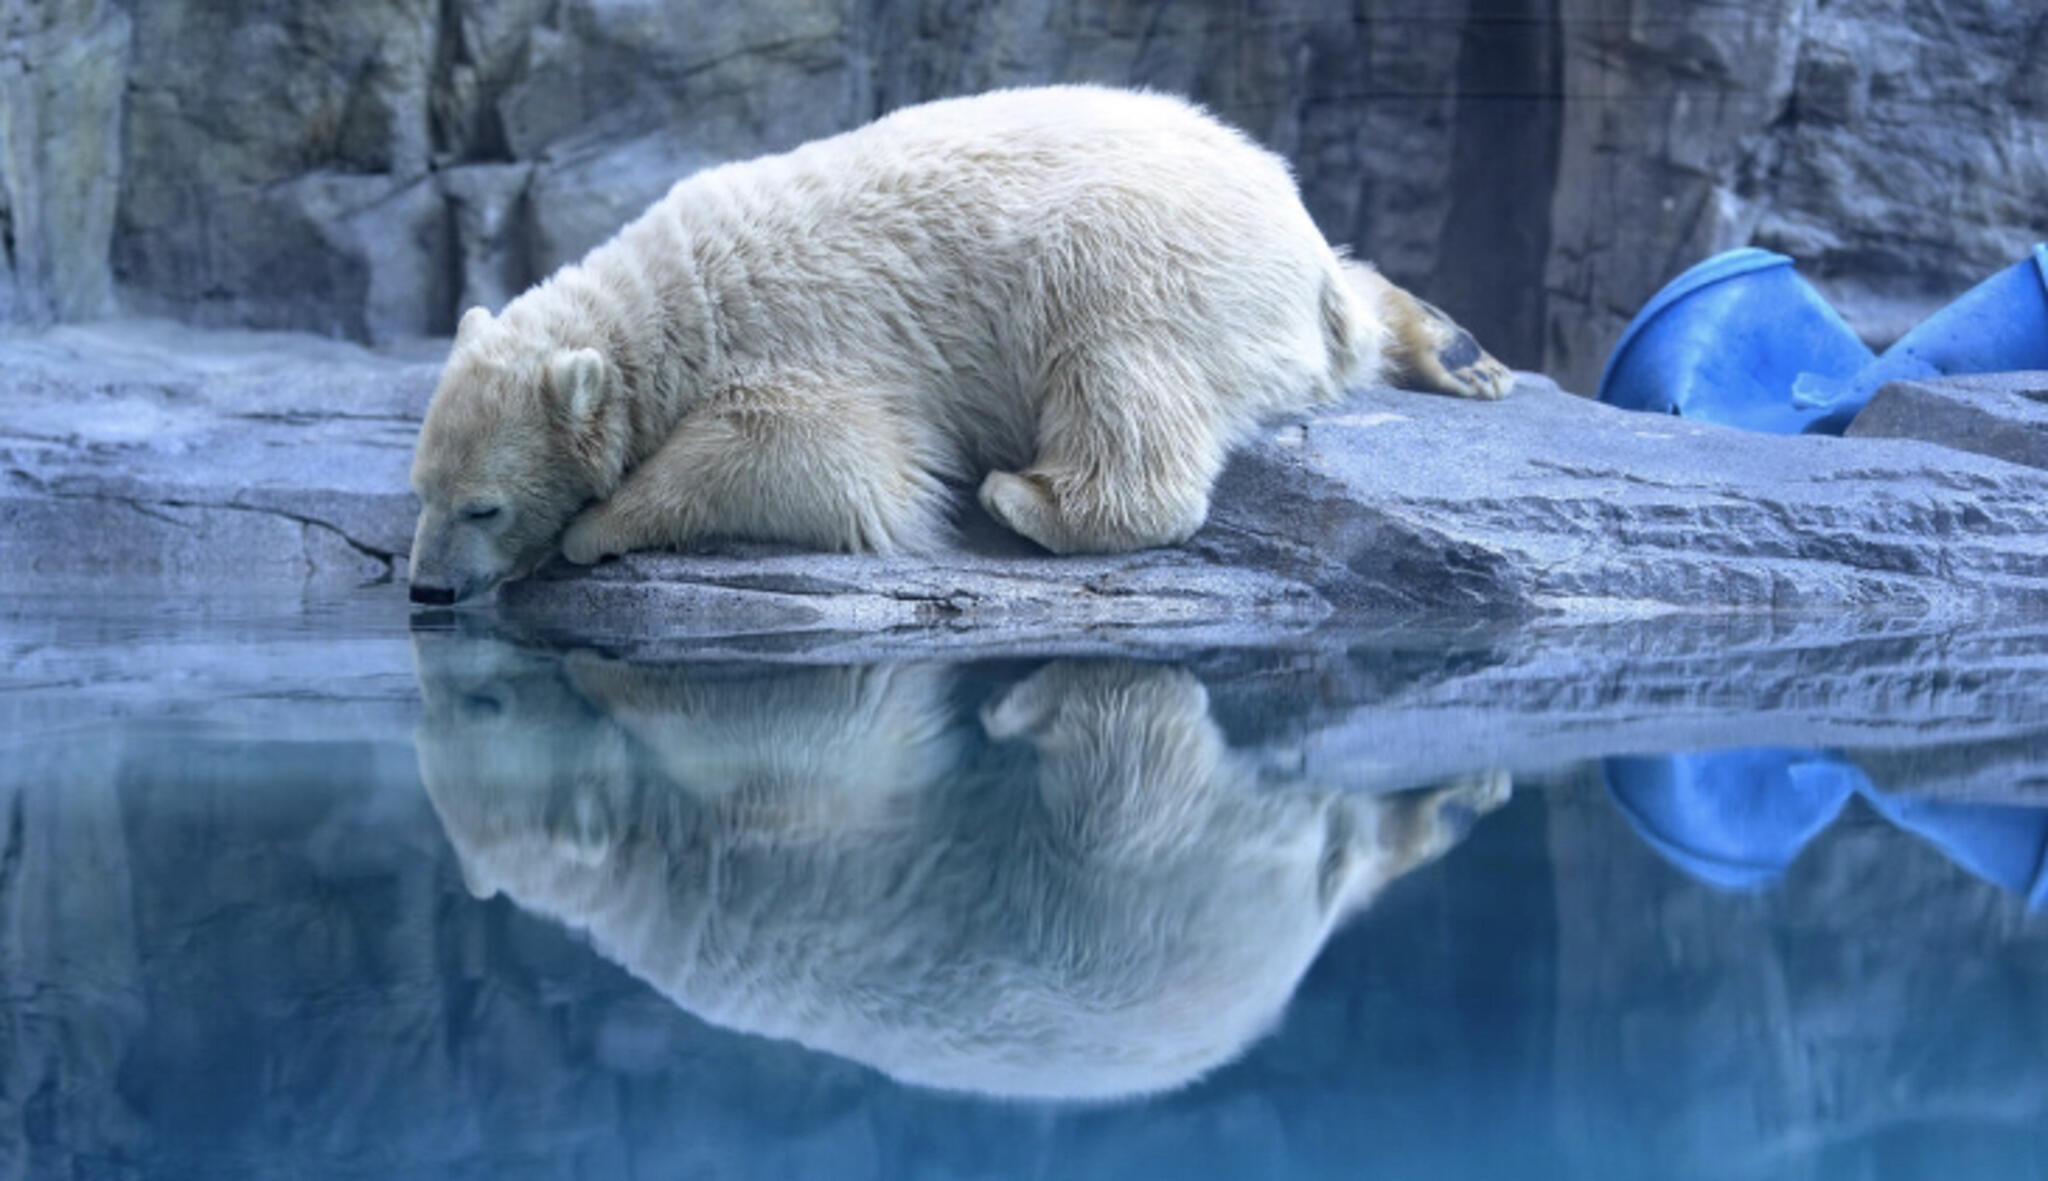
left=5, top=322, right=2047, bottom=634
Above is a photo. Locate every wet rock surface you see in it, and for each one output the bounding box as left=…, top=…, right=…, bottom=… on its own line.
left=0, top=322, right=437, bottom=587
left=6, top=323, right=2048, bottom=628
left=10, top=598, right=2048, bottom=805
left=1847, top=371, right=2048, bottom=472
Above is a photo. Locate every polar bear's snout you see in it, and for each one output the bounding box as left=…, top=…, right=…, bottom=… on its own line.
left=406, top=505, right=514, bottom=606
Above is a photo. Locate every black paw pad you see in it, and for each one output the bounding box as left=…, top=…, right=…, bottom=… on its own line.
left=1437, top=330, right=1483, bottom=372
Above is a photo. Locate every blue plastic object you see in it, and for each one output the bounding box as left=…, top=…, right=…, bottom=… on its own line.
left=1861, top=792, right=2048, bottom=909
left=1607, top=748, right=2048, bottom=908
left=1597, top=248, right=1874, bottom=434
left=1793, top=242, right=2048, bottom=427
left=1600, top=242, right=2048, bottom=435
left=1603, top=750, right=1861, bottom=889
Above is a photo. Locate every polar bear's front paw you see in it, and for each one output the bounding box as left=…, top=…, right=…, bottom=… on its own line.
left=981, top=675, right=1058, bottom=741
left=978, top=470, right=1061, bottom=553
left=561, top=509, right=624, bottom=565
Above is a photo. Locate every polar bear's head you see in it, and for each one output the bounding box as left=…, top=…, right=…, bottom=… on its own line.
left=408, top=307, right=619, bottom=604
left=409, top=629, right=638, bottom=903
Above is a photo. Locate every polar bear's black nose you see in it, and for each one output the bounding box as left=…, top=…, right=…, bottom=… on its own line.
left=409, top=582, right=457, bottom=606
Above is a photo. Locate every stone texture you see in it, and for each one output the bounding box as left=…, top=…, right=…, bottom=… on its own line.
left=1754, top=0, right=2048, bottom=346
left=0, top=0, right=128, bottom=325
left=276, top=170, right=456, bottom=342
left=523, top=133, right=713, bottom=278
left=439, top=161, right=533, bottom=314
left=1846, top=371, right=2048, bottom=472
left=24, top=0, right=1511, bottom=347
left=1545, top=0, right=2048, bottom=389
left=0, top=321, right=437, bottom=589
left=8, top=1, right=2042, bottom=378
left=1542, top=0, right=1810, bottom=388
left=110, top=0, right=439, bottom=336
left=5, top=324, right=2048, bottom=631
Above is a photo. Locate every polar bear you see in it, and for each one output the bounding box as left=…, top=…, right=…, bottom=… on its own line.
left=411, top=634, right=1512, bottom=1099
left=408, top=85, right=1511, bottom=603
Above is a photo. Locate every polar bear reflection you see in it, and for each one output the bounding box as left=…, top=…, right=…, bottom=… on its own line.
left=413, top=638, right=1507, bottom=1101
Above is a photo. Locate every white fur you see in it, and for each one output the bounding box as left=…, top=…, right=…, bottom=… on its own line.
left=413, top=639, right=1511, bottom=1100
left=408, top=85, right=1508, bottom=599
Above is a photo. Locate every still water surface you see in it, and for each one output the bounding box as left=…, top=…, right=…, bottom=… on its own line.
left=4, top=596, right=2046, bottom=1179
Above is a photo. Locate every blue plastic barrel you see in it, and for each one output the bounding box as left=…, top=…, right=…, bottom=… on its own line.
left=1794, top=242, right=2048, bottom=425
left=1603, top=750, right=1862, bottom=889
left=1608, top=749, right=2048, bottom=908
left=1602, top=243, right=2048, bottom=436
left=1597, top=248, right=1876, bottom=433
left=1860, top=791, right=2048, bottom=909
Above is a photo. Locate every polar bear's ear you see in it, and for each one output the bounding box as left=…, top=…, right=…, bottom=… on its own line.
left=455, top=306, right=493, bottom=347
left=549, top=348, right=608, bottom=423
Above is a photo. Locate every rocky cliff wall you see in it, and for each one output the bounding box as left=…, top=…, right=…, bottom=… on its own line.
left=1543, top=0, right=2048, bottom=387
left=2, top=0, right=2043, bottom=385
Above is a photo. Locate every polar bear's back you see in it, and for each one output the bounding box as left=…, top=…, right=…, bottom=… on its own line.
left=665, top=85, right=1326, bottom=302
left=573, top=86, right=1365, bottom=478
left=855, top=85, right=1277, bottom=176
left=793, top=85, right=1292, bottom=207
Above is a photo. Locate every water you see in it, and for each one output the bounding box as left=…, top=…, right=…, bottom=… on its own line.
left=5, top=594, right=2047, bottom=1179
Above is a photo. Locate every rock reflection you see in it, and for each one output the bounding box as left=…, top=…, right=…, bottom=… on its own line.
left=411, top=631, right=1509, bottom=1100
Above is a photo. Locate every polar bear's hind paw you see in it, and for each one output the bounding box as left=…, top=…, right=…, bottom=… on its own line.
left=1415, top=301, right=1513, bottom=401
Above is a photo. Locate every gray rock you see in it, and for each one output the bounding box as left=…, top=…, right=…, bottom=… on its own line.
left=1543, top=0, right=2048, bottom=389
left=504, top=372, right=2048, bottom=634
left=5, top=323, right=2046, bottom=632
left=525, top=134, right=712, bottom=277
left=0, top=321, right=438, bottom=591
left=430, top=0, right=552, bottom=161
left=1846, top=371, right=2048, bottom=471
left=439, top=162, right=533, bottom=315
left=0, top=0, right=128, bottom=325
left=1759, top=0, right=2048, bottom=350
left=493, top=0, right=854, bottom=163
left=284, top=171, right=456, bottom=343
left=0, top=0, right=2034, bottom=390
left=111, top=0, right=438, bottom=335
left=11, top=0, right=1513, bottom=355
left=1541, top=0, right=1808, bottom=389
left=115, top=163, right=456, bottom=343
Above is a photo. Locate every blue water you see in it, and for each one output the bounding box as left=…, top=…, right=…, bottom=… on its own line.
left=4, top=596, right=2046, bottom=1179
